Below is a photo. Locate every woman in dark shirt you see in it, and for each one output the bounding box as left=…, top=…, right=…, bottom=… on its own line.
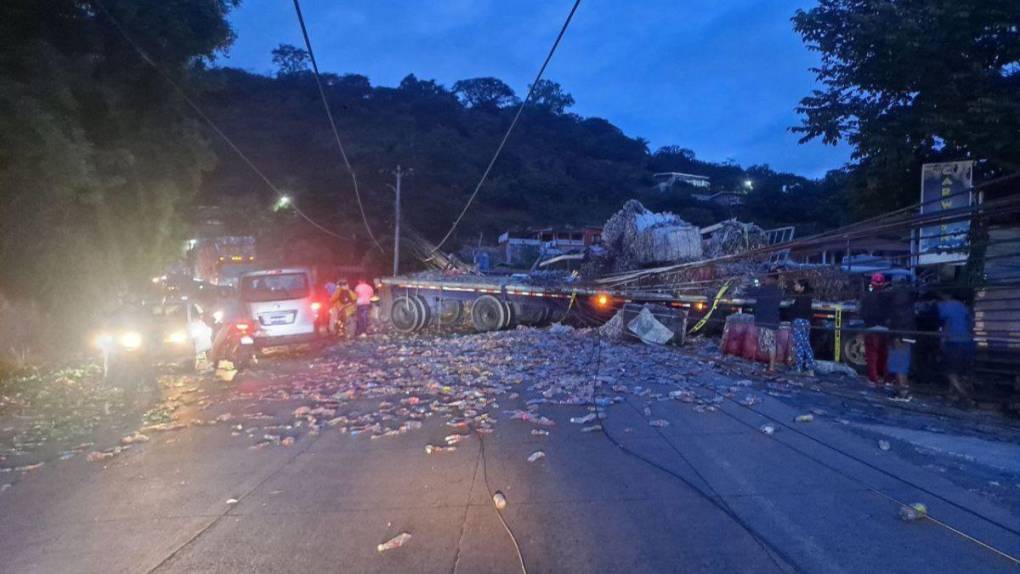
left=790, top=279, right=815, bottom=375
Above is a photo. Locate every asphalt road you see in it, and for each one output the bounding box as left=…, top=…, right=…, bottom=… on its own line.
left=2, top=333, right=1019, bottom=574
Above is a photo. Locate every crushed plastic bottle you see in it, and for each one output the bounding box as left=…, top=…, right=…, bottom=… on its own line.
left=425, top=444, right=456, bottom=454
left=531, top=429, right=550, bottom=436
left=570, top=413, right=596, bottom=424
left=580, top=425, right=602, bottom=432
left=527, top=451, right=546, bottom=463
left=493, top=491, right=507, bottom=510
left=898, top=503, right=928, bottom=522
left=795, top=414, right=814, bottom=423
left=760, top=424, right=776, bottom=435
left=878, top=440, right=891, bottom=451
left=648, top=419, right=670, bottom=428
left=377, top=532, right=412, bottom=552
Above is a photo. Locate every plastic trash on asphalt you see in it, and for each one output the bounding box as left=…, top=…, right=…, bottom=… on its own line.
left=527, top=451, right=546, bottom=463
left=377, top=532, right=412, bottom=552
left=493, top=491, right=507, bottom=510
left=898, top=503, right=928, bottom=522
left=795, top=414, right=814, bottom=423
left=760, top=424, right=776, bottom=435
left=648, top=419, right=670, bottom=427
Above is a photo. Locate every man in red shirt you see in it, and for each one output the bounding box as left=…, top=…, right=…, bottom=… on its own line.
left=354, top=279, right=375, bottom=336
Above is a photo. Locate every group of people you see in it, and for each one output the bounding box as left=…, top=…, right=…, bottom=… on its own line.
left=748, top=275, right=817, bottom=375
left=860, top=272, right=975, bottom=402
left=749, top=272, right=975, bottom=403
left=323, top=278, right=375, bottom=337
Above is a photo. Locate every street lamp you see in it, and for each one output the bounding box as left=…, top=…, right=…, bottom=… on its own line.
left=743, top=179, right=754, bottom=190
left=275, top=195, right=291, bottom=210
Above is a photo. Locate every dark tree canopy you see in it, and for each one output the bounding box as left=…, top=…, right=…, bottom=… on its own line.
left=0, top=0, right=238, bottom=328
left=271, top=43, right=310, bottom=76
left=529, top=79, right=575, bottom=114
left=452, top=77, right=519, bottom=110
left=793, top=0, right=1020, bottom=214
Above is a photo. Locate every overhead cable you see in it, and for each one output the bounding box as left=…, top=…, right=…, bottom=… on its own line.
left=429, top=0, right=583, bottom=254
left=291, top=0, right=385, bottom=253
left=93, top=0, right=353, bottom=241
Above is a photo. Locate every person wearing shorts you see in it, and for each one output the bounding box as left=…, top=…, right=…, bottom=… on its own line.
left=937, top=291, right=975, bottom=402
left=750, top=275, right=782, bottom=372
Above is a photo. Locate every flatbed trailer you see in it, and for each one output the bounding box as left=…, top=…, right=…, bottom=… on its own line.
left=379, top=275, right=866, bottom=369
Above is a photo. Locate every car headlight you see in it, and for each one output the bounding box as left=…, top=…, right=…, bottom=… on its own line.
left=212, top=310, right=224, bottom=323
left=94, top=333, right=114, bottom=349
left=119, top=331, right=143, bottom=350
left=165, top=330, right=188, bottom=345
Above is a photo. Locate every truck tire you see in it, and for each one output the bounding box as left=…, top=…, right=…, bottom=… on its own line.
left=500, top=300, right=515, bottom=330
left=842, top=334, right=867, bottom=374
left=411, top=294, right=432, bottom=331
left=391, top=296, right=423, bottom=334
left=471, top=295, right=507, bottom=332
left=513, top=302, right=548, bottom=326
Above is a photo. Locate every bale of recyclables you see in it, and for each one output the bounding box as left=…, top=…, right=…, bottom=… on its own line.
left=602, top=200, right=703, bottom=270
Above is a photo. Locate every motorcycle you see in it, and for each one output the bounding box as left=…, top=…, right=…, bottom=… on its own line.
left=209, top=317, right=258, bottom=372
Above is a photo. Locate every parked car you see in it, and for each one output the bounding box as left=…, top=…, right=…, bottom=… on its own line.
left=239, top=267, right=323, bottom=348
left=93, top=297, right=212, bottom=379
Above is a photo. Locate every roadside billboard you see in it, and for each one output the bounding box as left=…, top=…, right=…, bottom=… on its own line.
left=916, top=160, right=975, bottom=265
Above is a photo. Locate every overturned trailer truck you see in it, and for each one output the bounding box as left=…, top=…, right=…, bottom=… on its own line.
left=379, top=274, right=864, bottom=369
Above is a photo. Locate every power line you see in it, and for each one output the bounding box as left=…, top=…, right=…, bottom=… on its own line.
left=429, top=0, right=583, bottom=254
left=291, top=0, right=385, bottom=253
left=93, top=0, right=354, bottom=242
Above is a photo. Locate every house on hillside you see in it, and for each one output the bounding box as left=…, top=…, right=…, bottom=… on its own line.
left=691, top=190, right=747, bottom=207
left=653, top=172, right=711, bottom=192
left=498, top=227, right=603, bottom=267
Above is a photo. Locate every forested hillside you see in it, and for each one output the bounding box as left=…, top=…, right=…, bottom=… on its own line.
left=195, top=49, right=851, bottom=257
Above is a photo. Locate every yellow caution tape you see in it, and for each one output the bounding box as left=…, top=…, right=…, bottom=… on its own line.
left=689, top=279, right=734, bottom=335
left=834, top=306, right=843, bottom=363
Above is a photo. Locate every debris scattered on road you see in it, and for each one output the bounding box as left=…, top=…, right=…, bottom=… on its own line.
left=570, top=413, right=596, bottom=424
left=898, top=503, right=928, bottom=522
left=425, top=444, right=456, bottom=454
left=120, top=432, right=149, bottom=445
left=581, top=425, right=602, bottom=432
left=530, top=429, right=549, bottom=437
left=377, top=532, right=412, bottom=552
left=878, top=440, right=891, bottom=451
left=527, top=451, right=546, bottom=463
left=226, top=498, right=239, bottom=505
left=795, top=414, right=814, bottom=423
left=760, top=424, right=776, bottom=435
left=648, top=419, right=670, bottom=428
left=493, top=491, right=507, bottom=510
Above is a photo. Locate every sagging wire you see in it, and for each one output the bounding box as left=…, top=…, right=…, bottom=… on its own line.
left=93, top=0, right=355, bottom=241
left=477, top=434, right=528, bottom=574
left=290, top=0, right=385, bottom=253
left=429, top=0, right=583, bottom=254
left=720, top=397, right=1020, bottom=545
left=575, top=307, right=800, bottom=573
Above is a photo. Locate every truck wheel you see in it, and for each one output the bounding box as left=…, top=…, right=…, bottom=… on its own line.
left=438, top=299, right=463, bottom=325
left=471, top=295, right=507, bottom=332
left=500, top=300, right=515, bottom=330
left=411, top=294, right=432, bottom=330
left=513, top=303, right=548, bottom=326
left=842, top=334, right=867, bottom=373
left=391, top=296, right=423, bottom=334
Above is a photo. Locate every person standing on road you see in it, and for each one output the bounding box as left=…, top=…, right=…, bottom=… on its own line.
left=354, top=278, right=375, bottom=337
left=885, top=276, right=916, bottom=400
left=790, top=279, right=816, bottom=376
left=860, top=273, right=890, bottom=386
left=936, top=291, right=975, bottom=403
left=750, top=275, right=782, bottom=372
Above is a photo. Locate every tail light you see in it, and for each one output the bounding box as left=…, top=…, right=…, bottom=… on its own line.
left=235, top=321, right=252, bottom=332
left=311, top=301, right=322, bottom=312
